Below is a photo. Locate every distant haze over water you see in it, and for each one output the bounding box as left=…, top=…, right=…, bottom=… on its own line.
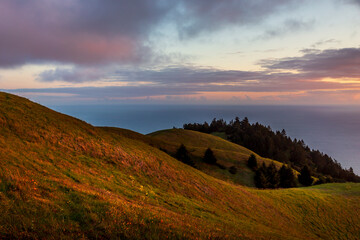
left=50, top=104, right=360, bottom=175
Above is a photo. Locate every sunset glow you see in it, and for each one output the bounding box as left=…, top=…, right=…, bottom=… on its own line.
left=0, top=0, right=360, bottom=105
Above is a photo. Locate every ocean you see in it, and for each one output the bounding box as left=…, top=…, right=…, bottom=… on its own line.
left=50, top=104, right=360, bottom=175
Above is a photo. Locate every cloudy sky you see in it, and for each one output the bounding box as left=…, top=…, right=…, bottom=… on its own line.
left=1, top=0, right=360, bottom=105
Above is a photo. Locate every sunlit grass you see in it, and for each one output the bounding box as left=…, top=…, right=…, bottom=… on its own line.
left=0, top=92, right=359, bottom=239
left=149, top=128, right=287, bottom=186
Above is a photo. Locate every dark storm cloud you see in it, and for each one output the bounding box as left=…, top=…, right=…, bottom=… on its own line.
left=0, top=0, right=300, bottom=68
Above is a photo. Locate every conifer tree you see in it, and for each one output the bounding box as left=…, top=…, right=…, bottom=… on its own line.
left=267, top=162, right=280, bottom=188
left=203, top=148, right=217, bottom=164
left=255, top=163, right=269, bottom=188
left=279, top=164, right=297, bottom=188
left=229, top=166, right=237, bottom=174
left=298, top=165, right=313, bottom=186
left=175, top=144, right=194, bottom=167
left=247, top=154, right=258, bottom=170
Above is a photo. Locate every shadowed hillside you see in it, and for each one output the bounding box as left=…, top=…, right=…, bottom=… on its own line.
left=0, top=92, right=359, bottom=239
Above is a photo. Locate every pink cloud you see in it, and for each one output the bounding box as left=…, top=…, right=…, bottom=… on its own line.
left=0, top=0, right=163, bottom=67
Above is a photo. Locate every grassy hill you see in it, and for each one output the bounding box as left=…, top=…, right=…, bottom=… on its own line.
left=149, top=129, right=287, bottom=186
left=0, top=92, right=359, bottom=239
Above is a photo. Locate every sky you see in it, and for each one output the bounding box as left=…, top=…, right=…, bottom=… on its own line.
left=1, top=0, right=360, bottom=105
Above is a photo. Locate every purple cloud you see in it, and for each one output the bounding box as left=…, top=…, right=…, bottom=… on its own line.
left=0, top=0, right=169, bottom=67
left=261, top=48, right=360, bottom=79
left=37, top=47, right=360, bottom=90
left=0, top=0, right=300, bottom=67
left=37, top=67, right=109, bottom=83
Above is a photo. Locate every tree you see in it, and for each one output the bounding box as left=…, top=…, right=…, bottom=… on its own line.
left=247, top=154, right=258, bottom=170
left=279, top=164, right=297, bottom=188
left=314, top=176, right=326, bottom=185
left=298, top=165, right=313, bottom=186
left=203, top=148, right=217, bottom=164
left=255, top=163, right=269, bottom=188
left=266, top=162, right=280, bottom=188
left=229, top=166, right=237, bottom=174
left=175, top=144, right=194, bottom=167
left=254, top=162, right=282, bottom=189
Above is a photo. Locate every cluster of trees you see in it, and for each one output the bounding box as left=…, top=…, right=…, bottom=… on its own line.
left=248, top=154, right=297, bottom=188
left=175, top=145, right=218, bottom=166
left=184, top=117, right=360, bottom=183
left=175, top=145, right=239, bottom=174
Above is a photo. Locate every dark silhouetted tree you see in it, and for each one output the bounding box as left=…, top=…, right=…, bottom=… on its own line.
left=255, top=163, right=269, bottom=188
left=229, top=166, right=237, bottom=174
left=279, top=164, right=297, bottom=188
left=203, top=148, right=217, bottom=164
left=298, top=165, right=313, bottom=186
left=247, top=154, right=258, bottom=170
left=175, top=144, right=194, bottom=167
left=267, top=162, right=280, bottom=188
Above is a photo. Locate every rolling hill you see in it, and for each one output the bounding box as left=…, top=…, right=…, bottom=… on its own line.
left=0, top=92, right=359, bottom=239
left=148, top=129, right=287, bottom=187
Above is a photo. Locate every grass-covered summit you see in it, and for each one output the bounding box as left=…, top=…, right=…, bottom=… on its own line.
left=0, top=92, right=359, bottom=239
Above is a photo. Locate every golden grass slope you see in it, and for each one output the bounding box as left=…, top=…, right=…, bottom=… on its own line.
left=149, top=129, right=285, bottom=186
left=0, top=92, right=359, bottom=239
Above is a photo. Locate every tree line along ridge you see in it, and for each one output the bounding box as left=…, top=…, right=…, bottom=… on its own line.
left=183, top=117, right=360, bottom=184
